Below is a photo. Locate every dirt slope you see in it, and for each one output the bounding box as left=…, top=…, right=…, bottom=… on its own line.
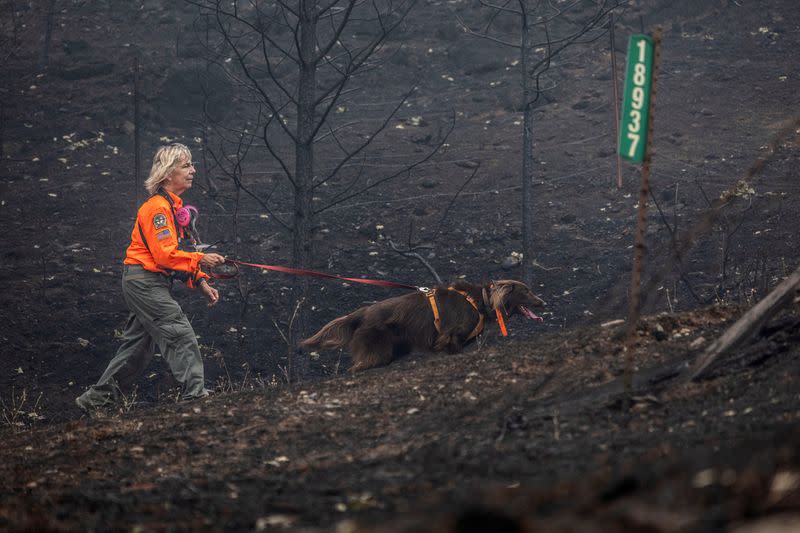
left=1, top=0, right=800, bottom=530
left=2, top=303, right=800, bottom=531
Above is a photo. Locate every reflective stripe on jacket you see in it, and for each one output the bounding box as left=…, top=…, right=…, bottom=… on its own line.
left=123, top=189, right=209, bottom=286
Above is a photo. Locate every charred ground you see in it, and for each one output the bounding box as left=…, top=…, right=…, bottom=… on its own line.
left=1, top=0, right=799, bottom=531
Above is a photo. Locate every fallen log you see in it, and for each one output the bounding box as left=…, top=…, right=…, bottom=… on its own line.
left=685, top=264, right=800, bottom=382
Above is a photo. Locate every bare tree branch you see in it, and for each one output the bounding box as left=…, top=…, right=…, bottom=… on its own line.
left=388, top=238, right=442, bottom=285
left=315, top=109, right=456, bottom=213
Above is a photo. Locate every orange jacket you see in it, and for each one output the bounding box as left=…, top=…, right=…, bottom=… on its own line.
left=124, top=189, right=209, bottom=287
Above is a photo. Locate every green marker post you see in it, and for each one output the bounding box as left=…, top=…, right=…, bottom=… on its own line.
left=622, top=29, right=661, bottom=397
left=619, top=35, right=654, bottom=162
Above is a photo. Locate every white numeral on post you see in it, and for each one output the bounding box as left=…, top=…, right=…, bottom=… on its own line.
left=627, top=132, right=640, bottom=158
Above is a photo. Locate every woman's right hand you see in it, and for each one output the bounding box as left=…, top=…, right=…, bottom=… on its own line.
left=199, top=253, right=226, bottom=269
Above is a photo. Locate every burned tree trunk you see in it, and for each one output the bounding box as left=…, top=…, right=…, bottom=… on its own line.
left=686, top=264, right=800, bottom=381
left=520, top=5, right=535, bottom=288
left=293, top=3, right=317, bottom=277
left=288, top=1, right=319, bottom=380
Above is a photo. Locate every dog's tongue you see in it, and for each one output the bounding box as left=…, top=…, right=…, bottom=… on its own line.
left=520, top=305, right=544, bottom=322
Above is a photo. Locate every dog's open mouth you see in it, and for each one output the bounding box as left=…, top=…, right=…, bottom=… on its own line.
left=519, top=305, right=544, bottom=322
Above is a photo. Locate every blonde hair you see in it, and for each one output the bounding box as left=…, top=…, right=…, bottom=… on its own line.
left=144, top=143, right=192, bottom=195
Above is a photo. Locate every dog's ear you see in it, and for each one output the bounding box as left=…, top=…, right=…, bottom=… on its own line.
left=489, top=280, right=514, bottom=310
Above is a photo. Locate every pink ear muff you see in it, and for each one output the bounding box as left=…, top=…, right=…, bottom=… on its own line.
left=176, top=205, right=197, bottom=227
left=175, top=207, right=191, bottom=227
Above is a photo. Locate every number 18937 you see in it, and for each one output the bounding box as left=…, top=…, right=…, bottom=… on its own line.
left=619, top=35, right=654, bottom=163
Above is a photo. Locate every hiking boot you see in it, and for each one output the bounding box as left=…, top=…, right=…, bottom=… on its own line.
left=180, top=388, right=213, bottom=403
left=75, top=394, right=108, bottom=419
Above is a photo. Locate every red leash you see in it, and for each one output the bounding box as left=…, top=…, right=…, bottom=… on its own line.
left=213, top=259, right=512, bottom=337
left=215, top=259, right=420, bottom=290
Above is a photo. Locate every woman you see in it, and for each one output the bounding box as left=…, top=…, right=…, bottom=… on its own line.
left=76, top=143, right=226, bottom=413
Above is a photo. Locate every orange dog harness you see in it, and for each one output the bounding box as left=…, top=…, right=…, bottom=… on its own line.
left=424, top=287, right=485, bottom=340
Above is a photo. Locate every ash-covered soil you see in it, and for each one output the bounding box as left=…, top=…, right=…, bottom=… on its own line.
left=1, top=0, right=799, bottom=530
left=3, top=304, right=800, bottom=531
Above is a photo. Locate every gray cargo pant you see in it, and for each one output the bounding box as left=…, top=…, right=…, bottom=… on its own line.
left=76, top=264, right=208, bottom=409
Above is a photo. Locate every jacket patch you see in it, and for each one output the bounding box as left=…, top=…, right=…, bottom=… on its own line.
left=156, top=229, right=171, bottom=240
left=153, top=213, right=168, bottom=229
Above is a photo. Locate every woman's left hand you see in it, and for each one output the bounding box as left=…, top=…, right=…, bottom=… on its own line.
left=200, top=280, right=220, bottom=307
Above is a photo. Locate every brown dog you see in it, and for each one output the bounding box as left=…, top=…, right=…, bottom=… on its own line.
left=301, top=280, right=545, bottom=371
